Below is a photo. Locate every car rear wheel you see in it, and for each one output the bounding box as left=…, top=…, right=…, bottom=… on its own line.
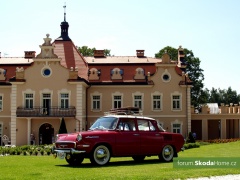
left=65, top=154, right=84, bottom=166
left=159, top=145, right=174, bottom=162
left=132, top=155, right=146, bottom=162
left=90, top=145, right=111, bottom=166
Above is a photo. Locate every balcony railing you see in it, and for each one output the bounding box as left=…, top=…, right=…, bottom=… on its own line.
left=16, top=106, right=76, bottom=117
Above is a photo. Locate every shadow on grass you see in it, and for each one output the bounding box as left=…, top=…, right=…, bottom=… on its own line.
left=55, top=158, right=168, bottom=168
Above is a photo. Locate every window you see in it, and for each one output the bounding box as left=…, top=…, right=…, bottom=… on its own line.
left=0, top=95, right=2, bottom=111
left=25, top=94, right=33, bottom=109
left=137, top=120, right=156, bottom=131
left=172, top=123, right=181, bottom=133
left=162, top=69, right=171, bottom=82
left=153, top=95, right=161, bottom=110
left=134, top=95, right=142, bottom=109
left=60, top=93, right=69, bottom=108
left=113, top=95, right=122, bottom=109
left=111, top=68, right=123, bottom=80
left=41, top=66, right=52, bottom=78
left=172, top=95, right=181, bottom=110
left=118, top=118, right=136, bottom=131
left=92, top=95, right=100, bottom=110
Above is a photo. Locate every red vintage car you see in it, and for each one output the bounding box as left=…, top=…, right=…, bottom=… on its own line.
left=53, top=108, right=184, bottom=166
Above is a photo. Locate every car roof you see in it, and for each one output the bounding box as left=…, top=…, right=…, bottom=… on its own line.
left=103, top=115, right=155, bottom=121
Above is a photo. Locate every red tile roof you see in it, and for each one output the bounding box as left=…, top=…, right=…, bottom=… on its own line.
left=53, top=40, right=89, bottom=80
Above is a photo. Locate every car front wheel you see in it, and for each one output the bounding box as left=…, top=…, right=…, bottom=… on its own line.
left=65, top=154, right=84, bottom=166
left=159, top=145, right=174, bottom=162
left=90, top=145, right=111, bottom=166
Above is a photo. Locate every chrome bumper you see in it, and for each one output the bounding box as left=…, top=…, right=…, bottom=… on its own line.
left=53, top=148, right=86, bottom=154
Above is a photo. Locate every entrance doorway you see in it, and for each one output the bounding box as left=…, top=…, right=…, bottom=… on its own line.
left=39, top=123, right=54, bottom=145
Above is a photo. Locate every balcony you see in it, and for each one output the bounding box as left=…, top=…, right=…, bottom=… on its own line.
left=16, top=106, right=76, bottom=117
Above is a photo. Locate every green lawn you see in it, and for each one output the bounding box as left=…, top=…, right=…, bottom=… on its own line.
left=0, top=141, right=240, bottom=180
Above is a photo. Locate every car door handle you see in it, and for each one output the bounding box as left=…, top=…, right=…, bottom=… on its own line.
left=133, top=134, right=140, bottom=136
left=155, top=134, right=160, bottom=136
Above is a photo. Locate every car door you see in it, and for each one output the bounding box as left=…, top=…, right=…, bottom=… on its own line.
left=114, top=118, right=140, bottom=156
left=137, top=119, right=164, bottom=155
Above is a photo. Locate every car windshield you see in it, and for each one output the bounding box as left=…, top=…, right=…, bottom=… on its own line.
left=89, top=117, right=118, bottom=130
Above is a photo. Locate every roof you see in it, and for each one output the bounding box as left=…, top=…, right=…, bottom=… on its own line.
left=85, top=56, right=161, bottom=64
left=0, top=57, right=33, bottom=64
left=53, top=40, right=89, bottom=80
left=0, top=63, right=32, bottom=83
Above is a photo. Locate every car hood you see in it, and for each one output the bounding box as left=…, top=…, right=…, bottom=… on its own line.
left=57, top=130, right=112, bottom=141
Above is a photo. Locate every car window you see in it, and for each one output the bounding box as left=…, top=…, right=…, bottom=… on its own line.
left=137, top=120, right=156, bottom=131
left=90, top=117, right=118, bottom=130
left=117, top=118, right=136, bottom=131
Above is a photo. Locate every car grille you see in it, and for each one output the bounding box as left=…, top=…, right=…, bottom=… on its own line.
left=55, top=142, right=76, bottom=149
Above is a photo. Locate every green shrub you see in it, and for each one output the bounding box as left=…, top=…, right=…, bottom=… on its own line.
left=40, top=149, right=44, bottom=155
left=183, top=142, right=200, bottom=150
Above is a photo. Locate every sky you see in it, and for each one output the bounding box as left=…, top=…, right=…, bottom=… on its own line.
left=1, top=0, right=240, bottom=93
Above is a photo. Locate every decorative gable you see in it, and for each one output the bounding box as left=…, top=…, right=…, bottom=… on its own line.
left=36, top=34, right=58, bottom=59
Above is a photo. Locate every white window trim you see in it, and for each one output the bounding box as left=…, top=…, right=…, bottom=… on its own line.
left=0, top=94, right=3, bottom=111
left=90, top=91, right=102, bottom=112
left=151, top=91, right=163, bottom=111
left=22, top=89, right=35, bottom=108
left=171, top=91, right=182, bottom=111
left=132, top=91, right=144, bottom=110
left=58, top=89, right=71, bottom=108
left=171, top=119, right=183, bottom=134
left=112, top=92, right=123, bottom=109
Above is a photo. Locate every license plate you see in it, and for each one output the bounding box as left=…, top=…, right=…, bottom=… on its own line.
left=58, top=151, right=66, bottom=159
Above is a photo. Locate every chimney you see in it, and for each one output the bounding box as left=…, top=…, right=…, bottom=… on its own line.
left=136, top=50, right=145, bottom=57
left=94, top=50, right=105, bottom=57
left=177, top=46, right=186, bottom=70
left=24, top=51, right=36, bottom=59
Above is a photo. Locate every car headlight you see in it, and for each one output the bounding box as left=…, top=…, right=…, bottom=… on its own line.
left=55, top=134, right=59, bottom=142
left=77, top=134, right=82, bottom=141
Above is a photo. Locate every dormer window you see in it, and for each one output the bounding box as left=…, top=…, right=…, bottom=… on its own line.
left=111, top=68, right=123, bottom=80
left=0, top=68, right=6, bottom=80
left=134, top=67, right=145, bottom=80
left=89, top=68, right=100, bottom=80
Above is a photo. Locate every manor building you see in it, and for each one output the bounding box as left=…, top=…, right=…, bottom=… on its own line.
left=0, top=11, right=239, bottom=146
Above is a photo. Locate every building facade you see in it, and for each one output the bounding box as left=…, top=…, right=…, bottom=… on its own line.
left=0, top=11, right=239, bottom=146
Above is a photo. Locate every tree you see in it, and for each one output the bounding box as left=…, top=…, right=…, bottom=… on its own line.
left=58, top=117, right=68, bottom=134
left=77, top=46, right=96, bottom=56
left=77, top=46, right=111, bottom=56
left=155, top=46, right=204, bottom=108
left=201, top=87, right=240, bottom=106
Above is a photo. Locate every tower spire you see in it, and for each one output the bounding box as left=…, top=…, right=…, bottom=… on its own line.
left=63, top=2, right=66, bottom=22
left=56, top=2, right=71, bottom=41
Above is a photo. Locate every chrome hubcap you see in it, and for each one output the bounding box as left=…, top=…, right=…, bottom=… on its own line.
left=96, top=149, right=107, bottom=159
left=164, top=148, right=171, bottom=156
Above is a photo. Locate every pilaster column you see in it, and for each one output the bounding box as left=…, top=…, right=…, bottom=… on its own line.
left=221, top=118, right=226, bottom=139
left=10, top=84, right=17, bottom=145
left=27, top=118, right=31, bottom=145
left=202, top=119, right=208, bottom=140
